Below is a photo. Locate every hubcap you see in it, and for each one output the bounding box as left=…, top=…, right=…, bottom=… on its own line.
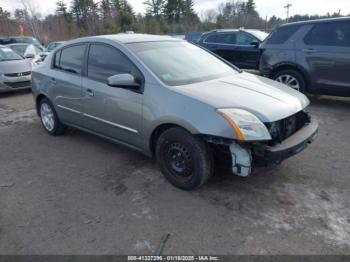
left=164, top=142, right=194, bottom=180
left=40, top=103, right=55, bottom=131
left=276, top=74, right=300, bottom=91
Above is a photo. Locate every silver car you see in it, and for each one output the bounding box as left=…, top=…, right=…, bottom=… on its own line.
left=32, top=34, right=318, bottom=190
left=0, top=45, right=32, bottom=93
left=8, top=43, right=43, bottom=65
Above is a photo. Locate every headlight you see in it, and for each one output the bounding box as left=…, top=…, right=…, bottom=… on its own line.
left=216, top=108, right=271, bottom=141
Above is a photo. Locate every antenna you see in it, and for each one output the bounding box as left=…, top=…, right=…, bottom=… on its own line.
left=284, top=3, right=292, bottom=22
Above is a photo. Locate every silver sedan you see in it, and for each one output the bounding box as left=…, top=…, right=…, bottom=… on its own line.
left=0, top=45, right=32, bottom=93
left=31, top=34, right=318, bottom=190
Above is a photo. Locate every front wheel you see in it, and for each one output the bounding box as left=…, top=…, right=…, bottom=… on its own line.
left=39, top=98, right=66, bottom=136
left=156, top=127, right=214, bottom=190
left=273, top=69, right=306, bottom=93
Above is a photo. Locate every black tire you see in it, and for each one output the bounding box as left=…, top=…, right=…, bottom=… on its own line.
left=273, top=69, right=306, bottom=93
left=155, top=127, right=214, bottom=190
left=38, top=98, right=66, bottom=136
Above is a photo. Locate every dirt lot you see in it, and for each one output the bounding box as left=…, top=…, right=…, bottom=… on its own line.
left=0, top=90, right=350, bottom=255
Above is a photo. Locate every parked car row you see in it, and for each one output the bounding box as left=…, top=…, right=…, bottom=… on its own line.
left=193, top=17, right=350, bottom=97
left=0, top=37, right=65, bottom=93
left=2, top=18, right=348, bottom=189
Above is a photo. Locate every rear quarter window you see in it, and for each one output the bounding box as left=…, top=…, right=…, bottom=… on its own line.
left=304, top=21, right=350, bottom=47
left=266, top=25, right=300, bottom=45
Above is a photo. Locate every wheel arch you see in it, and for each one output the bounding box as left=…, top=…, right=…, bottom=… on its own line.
left=149, top=123, right=197, bottom=157
left=35, top=94, right=48, bottom=116
left=271, top=63, right=310, bottom=91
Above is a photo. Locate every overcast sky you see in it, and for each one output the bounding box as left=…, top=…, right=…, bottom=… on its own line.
left=1, top=0, right=349, bottom=19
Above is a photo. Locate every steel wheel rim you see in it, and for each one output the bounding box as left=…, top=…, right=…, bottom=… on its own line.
left=40, top=103, right=55, bottom=132
left=163, top=142, right=194, bottom=182
left=276, top=74, right=300, bottom=91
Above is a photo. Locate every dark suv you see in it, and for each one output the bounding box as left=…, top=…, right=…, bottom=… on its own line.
left=197, top=29, right=268, bottom=69
left=260, top=17, right=350, bottom=96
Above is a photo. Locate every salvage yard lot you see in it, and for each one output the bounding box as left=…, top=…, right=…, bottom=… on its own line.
left=1, top=91, right=350, bottom=255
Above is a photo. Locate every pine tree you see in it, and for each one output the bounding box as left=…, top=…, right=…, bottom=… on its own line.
left=164, top=0, right=183, bottom=23
left=70, top=0, right=98, bottom=31
left=56, top=1, right=71, bottom=22
left=182, top=0, right=195, bottom=17
left=111, top=0, right=135, bottom=31
left=101, top=0, right=112, bottom=20
left=144, top=0, right=165, bottom=18
left=245, top=0, right=256, bottom=15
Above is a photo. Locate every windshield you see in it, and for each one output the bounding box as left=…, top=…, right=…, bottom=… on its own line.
left=0, top=47, right=23, bottom=61
left=9, top=45, right=27, bottom=56
left=248, top=30, right=268, bottom=41
left=127, top=41, right=238, bottom=86
left=10, top=44, right=40, bottom=57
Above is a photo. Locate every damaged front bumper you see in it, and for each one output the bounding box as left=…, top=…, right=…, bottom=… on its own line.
left=230, top=119, right=319, bottom=177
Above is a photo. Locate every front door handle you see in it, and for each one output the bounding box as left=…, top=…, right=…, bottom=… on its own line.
left=51, top=78, right=57, bottom=84
left=86, top=89, right=94, bottom=97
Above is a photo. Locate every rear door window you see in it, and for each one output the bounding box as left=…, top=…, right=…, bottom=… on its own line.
left=58, top=44, right=86, bottom=75
left=205, top=33, right=236, bottom=44
left=266, top=25, right=300, bottom=44
left=304, top=21, right=350, bottom=47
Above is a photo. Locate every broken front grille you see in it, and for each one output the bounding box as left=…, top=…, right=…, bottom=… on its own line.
left=265, top=111, right=310, bottom=146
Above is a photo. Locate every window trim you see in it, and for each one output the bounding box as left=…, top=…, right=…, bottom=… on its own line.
left=85, top=42, right=145, bottom=93
left=51, top=43, right=88, bottom=76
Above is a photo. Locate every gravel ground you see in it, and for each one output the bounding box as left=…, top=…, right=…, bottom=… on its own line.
left=0, top=90, right=350, bottom=255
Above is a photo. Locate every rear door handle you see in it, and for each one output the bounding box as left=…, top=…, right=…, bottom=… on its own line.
left=302, top=48, right=316, bottom=53
left=51, top=78, right=57, bottom=84
left=86, top=89, right=94, bottom=97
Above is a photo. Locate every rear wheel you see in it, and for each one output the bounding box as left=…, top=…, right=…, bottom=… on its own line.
left=156, top=127, right=213, bottom=190
left=39, top=98, right=66, bottom=136
left=273, top=69, right=306, bottom=93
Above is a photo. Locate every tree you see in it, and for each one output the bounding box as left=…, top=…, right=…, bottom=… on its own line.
left=110, top=0, right=135, bottom=31
left=164, top=0, right=183, bottom=23
left=20, top=0, right=41, bottom=38
left=56, top=1, right=68, bottom=16
left=70, top=0, right=99, bottom=34
left=182, top=0, right=195, bottom=17
left=144, top=0, right=165, bottom=19
left=0, top=7, right=14, bottom=36
left=244, top=0, right=256, bottom=14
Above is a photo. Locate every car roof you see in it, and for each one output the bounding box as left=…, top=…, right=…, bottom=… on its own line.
left=7, top=43, right=30, bottom=46
left=69, top=34, right=179, bottom=44
left=208, top=29, right=264, bottom=34
left=280, top=16, right=350, bottom=27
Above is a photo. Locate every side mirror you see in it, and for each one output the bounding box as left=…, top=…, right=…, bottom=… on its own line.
left=25, top=53, right=35, bottom=59
left=107, top=73, right=140, bottom=90
left=251, top=41, right=260, bottom=48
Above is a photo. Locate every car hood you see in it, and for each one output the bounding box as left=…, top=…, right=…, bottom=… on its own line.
left=0, top=59, right=32, bottom=74
left=172, top=72, right=310, bottom=123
